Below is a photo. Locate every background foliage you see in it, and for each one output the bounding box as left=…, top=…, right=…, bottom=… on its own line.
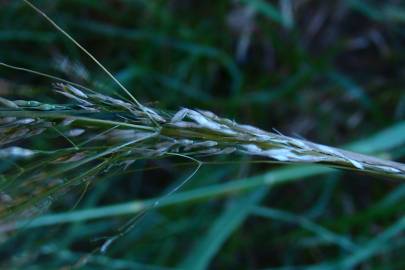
left=1, top=0, right=405, bottom=269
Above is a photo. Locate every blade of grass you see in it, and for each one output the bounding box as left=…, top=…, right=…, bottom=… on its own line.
left=180, top=188, right=268, bottom=270
left=289, top=216, right=405, bottom=270
left=251, top=206, right=357, bottom=252
left=339, top=217, right=405, bottom=269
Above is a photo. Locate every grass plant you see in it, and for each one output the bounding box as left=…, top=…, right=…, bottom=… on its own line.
left=1, top=0, right=405, bottom=269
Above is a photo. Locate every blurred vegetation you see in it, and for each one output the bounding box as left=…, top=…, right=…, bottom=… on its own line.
left=1, top=0, right=405, bottom=269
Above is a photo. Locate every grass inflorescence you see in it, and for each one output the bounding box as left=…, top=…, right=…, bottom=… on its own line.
left=1, top=80, right=404, bottom=253
left=1, top=0, right=405, bottom=269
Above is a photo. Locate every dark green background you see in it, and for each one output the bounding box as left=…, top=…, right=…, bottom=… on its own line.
left=1, top=0, right=405, bottom=269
